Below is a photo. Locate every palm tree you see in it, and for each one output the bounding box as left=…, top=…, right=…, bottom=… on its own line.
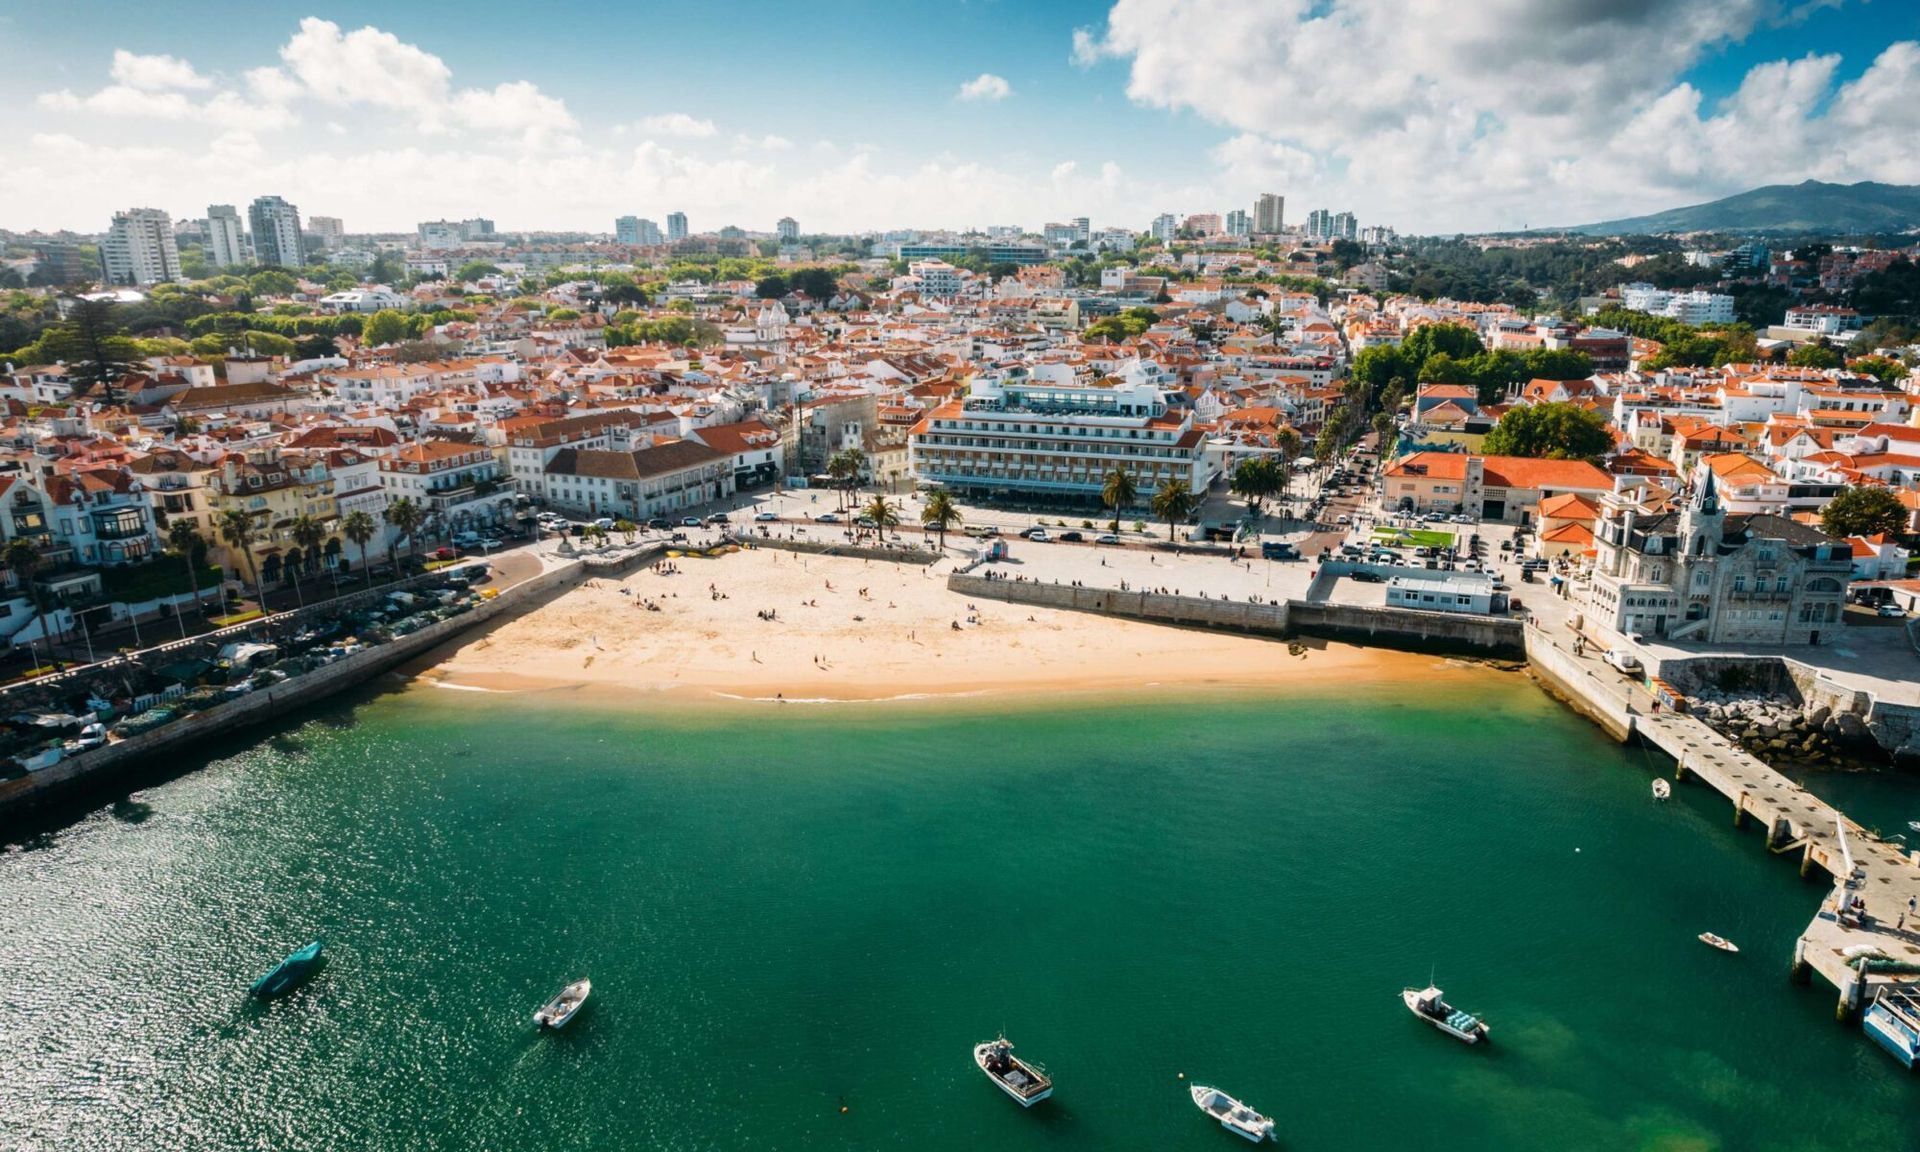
left=833, top=447, right=866, bottom=511
left=289, top=513, right=327, bottom=605
left=614, top=518, right=638, bottom=545
left=861, top=495, right=901, bottom=541
left=384, top=497, right=426, bottom=564
left=1101, top=468, right=1138, bottom=535
left=165, top=517, right=206, bottom=617
left=4, top=538, right=47, bottom=653
left=1231, top=457, right=1282, bottom=521
left=340, top=510, right=377, bottom=589
left=218, top=507, right=264, bottom=609
left=920, top=490, right=962, bottom=550
left=1150, top=479, right=1197, bottom=542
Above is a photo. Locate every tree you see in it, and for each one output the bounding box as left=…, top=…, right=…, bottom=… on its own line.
left=43, top=298, right=138, bottom=403
left=383, top=496, right=426, bottom=562
left=1101, top=468, right=1138, bottom=534
left=614, top=519, right=638, bottom=545
left=455, top=261, right=501, bottom=282
left=218, top=508, right=264, bottom=607
left=246, top=269, right=298, bottom=297
left=1150, top=478, right=1197, bottom=541
left=1787, top=342, right=1843, bottom=370
left=1230, top=457, right=1284, bottom=520
left=790, top=267, right=840, bottom=300
left=1372, top=411, right=1397, bottom=449
left=1850, top=355, right=1911, bottom=385
left=920, top=490, right=962, bottom=549
left=362, top=309, right=410, bottom=346
left=1820, top=486, right=1907, bottom=540
left=603, top=282, right=649, bottom=308
left=826, top=448, right=865, bottom=511
left=1481, top=402, right=1614, bottom=461
left=861, top=495, right=901, bottom=540
left=165, top=519, right=206, bottom=628
left=341, top=510, right=377, bottom=589
left=293, top=333, right=340, bottom=360
left=4, top=538, right=48, bottom=649
left=290, top=513, right=328, bottom=596
left=755, top=274, right=790, bottom=299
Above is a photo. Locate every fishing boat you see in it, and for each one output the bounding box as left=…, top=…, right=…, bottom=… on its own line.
left=972, top=1036, right=1052, bottom=1106
left=1188, top=1084, right=1274, bottom=1142
left=249, top=939, right=324, bottom=999
left=1698, top=932, right=1739, bottom=953
left=534, top=978, right=591, bottom=1029
left=1652, top=778, right=1671, bottom=800
left=1401, top=985, right=1489, bottom=1044
left=1863, top=986, right=1920, bottom=1069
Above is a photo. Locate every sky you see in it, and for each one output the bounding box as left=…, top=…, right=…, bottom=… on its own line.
left=2, top=1, right=1918, bottom=238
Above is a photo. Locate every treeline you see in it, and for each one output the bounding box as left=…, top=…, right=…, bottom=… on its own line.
left=1349, top=322, right=1593, bottom=407
left=1585, top=307, right=1757, bottom=369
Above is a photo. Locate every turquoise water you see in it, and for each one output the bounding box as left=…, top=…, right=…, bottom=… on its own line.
left=3, top=672, right=1918, bottom=1151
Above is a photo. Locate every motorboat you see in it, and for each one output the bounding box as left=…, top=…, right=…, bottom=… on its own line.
left=973, top=1036, right=1052, bottom=1106
left=1652, top=779, right=1671, bottom=800
left=534, top=978, right=591, bottom=1029
left=1698, top=933, right=1739, bottom=953
left=1401, top=984, right=1489, bottom=1044
left=1864, top=986, right=1920, bottom=1069
left=250, top=939, right=324, bottom=999
left=1188, top=1084, right=1273, bottom=1142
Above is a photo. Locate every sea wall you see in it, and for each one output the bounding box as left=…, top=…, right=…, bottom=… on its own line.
left=1524, top=627, right=1634, bottom=742
left=1651, top=652, right=1920, bottom=760
left=946, top=574, right=1523, bottom=655
left=732, top=536, right=942, bottom=566
left=0, top=557, right=591, bottom=822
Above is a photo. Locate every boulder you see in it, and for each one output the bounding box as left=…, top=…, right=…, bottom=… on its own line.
left=1807, top=704, right=1832, bottom=728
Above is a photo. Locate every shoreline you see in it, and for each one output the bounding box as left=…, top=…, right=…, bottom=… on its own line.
left=416, top=548, right=1502, bottom=707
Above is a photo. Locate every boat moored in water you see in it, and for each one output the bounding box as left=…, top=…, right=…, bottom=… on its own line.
left=1864, top=986, right=1920, bottom=1069
left=249, top=940, right=324, bottom=999
left=534, top=979, right=591, bottom=1029
left=1652, top=779, right=1671, bottom=800
left=1402, top=985, right=1489, bottom=1044
left=1188, top=1084, right=1274, bottom=1142
left=973, top=1036, right=1052, bottom=1106
left=1698, top=933, right=1739, bottom=953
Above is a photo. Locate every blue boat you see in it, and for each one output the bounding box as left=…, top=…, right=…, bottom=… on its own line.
left=249, top=939, right=324, bottom=999
left=1863, top=986, right=1920, bottom=1069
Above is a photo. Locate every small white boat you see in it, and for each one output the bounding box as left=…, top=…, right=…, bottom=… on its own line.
left=1402, top=985, right=1489, bottom=1044
left=1908, top=821, right=1920, bottom=834
left=1698, top=933, right=1739, bottom=953
left=1189, top=1084, right=1274, bottom=1143
left=1652, top=778, right=1671, bottom=800
left=973, top=1036, right=1052, bottom=1106
left=534, top=978, right=591, bottom=1028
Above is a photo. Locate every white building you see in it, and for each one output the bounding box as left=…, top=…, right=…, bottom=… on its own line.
left=776, top=216, right=799, bottom=242
left=1254, top=193, right=1285, bottom=235
left=1386, top=572, right=1497, bottom=614
left=317, top=287, right=408, bottom=313
left=308, top=216, right=346, bottom=248
left=1620, top=284, right=1736, bottom=325
left=206, top=205, right=250, bottom=269
left=1151, top=214, right=1177, bottom=244
left=417, top=220, right=465, bottom=250
left=101, top=208, right=181, bottom=286
left=248, top=196, right=304, bottom=267
left=1225, top=209, right=1251, bottom=237
left=908, top=259, right=963, bottom=299
left=667, top=212, right=688, bottom=241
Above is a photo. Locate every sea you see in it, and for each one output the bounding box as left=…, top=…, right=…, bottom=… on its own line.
left=3, top=665, right=1917, bottom=1151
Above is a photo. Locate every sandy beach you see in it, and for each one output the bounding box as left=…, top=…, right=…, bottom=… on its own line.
left=420, top=548, right=1495, bottom=704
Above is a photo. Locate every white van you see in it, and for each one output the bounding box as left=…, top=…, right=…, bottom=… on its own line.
left=1604, top=647, right=1642, bottom=674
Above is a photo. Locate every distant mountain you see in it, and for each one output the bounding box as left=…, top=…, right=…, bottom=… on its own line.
left=1565, top=180, right=1920, bottom=236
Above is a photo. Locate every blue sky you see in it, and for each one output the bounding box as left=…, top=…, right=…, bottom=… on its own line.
left=3, top=2, right=1918, bottom=235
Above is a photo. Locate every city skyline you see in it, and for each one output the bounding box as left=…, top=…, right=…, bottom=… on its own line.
left=0, top=2, right=1916, bottom=235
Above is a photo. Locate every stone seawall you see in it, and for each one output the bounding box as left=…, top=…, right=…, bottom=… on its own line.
left=1524, top=627, right=1635, bottom=742
left=946, top=575, right=1523, bottom=656
left=0, top=558, right=590, bottom=823
left=732, top=536, right=942, bottom=566
left=1652, top=652, right=1920, bottom=762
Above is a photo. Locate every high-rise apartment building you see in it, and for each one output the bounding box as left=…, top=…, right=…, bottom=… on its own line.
left=776, top=216, right=799, bottom=241
left=1306, top=208, right=1332, bottom=240
left=1254, top=192, right=1285, bottom=235
left=614, top=216, right=643, bottom=244
left=248, top=195, right=305, bottom=267
left=417, top=220, right=465, bottom=250
left=101, top=207, right=181, bottom=285
left=667, top=212, right=688, bottom=241
left=1042, top=222, right=1078, bottom=248
left=1150, top=213, right=1177, bottom=244
left=206, top=204, right=250, bottom=269
left=308, top=216, right=346, bottom=249
left=1072, top=216, right=1090, bottom=243
left=461, top=218, right=495, bottom=239
left=33, top=241, right=89, bottom=285
left=1225, top=209, right=1251, bottom=237
left=1331, top=211, right=1358, bottom=241
left=1182, top=213, right=1222, bottom=236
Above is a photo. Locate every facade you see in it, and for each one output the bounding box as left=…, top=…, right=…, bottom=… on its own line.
left=540, top=440, right=731, bottom=521
left=308, top=216, right=346, bottom=248
left=1584, top=467, right=1850, bottom=645
left=1151, top=214, right=1177, bottom=244
left=688, top=419, right=784, bottom=490
left=908, top=260, right=964, bottom=299
left=1225, top=210, right=1251, bottom=237
left=776, top=217, right=799, bottom=241
left=417, top=220, right=464, bottom=250
left=1381, top=452, right=1613, bottom=523
left=667, top=212, right=689, bottom=241
left=206, top=205, right=250, bottom=269
left=908, top=364, right=1210, bottom=504
left=1620, top=285, right=1736, bottom=325
left=891, top=243, right=1048, bottom=265
left=1386, top=573, right=1497, bottom=614
left=205, top=449, right=343, bottom=584
left=1254, top=193, right=1285, bottom=235
left=379, top=440, right=513, bottom=529
left=248, top=196, right=305, bottom=267
left=1306, top=209, right=1332, bottom=240
left=101, top=208, right=181, bottom=286
left=614, top=216, right=643, bottom=244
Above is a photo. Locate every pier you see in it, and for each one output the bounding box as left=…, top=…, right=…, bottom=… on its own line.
left=1528, top=628, right=1920, bottom=1020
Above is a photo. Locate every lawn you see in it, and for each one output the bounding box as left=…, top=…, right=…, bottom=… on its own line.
left=1370, top=526, right=1455, bottom=549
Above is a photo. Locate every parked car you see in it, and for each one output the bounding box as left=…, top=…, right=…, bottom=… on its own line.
left=647, top=517, right=672, bottom=531
left=680, top=516, right=702, bottom=527
left=1029, top=528, right=1051, bottom=543
left=1877, top=604, right=1908, bottom=618
left=816, top=512, right=842, bottom=523
left=1094, top=533, right=1120, bottom=545
left=1336, top=514, right=1352, bottom=525
left=707, top=513, right=730, bottom=525
left=1350, top=570, right=1385, bottom=583
left=1058, top=530, right=1085, bottom=542
left=754, top=510, right=779, bottom=522
left=1604, top=647, right=1642, bottom=674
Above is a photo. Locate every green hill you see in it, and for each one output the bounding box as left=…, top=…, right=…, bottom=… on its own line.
left=1566, top=181, right=1920, bottom=236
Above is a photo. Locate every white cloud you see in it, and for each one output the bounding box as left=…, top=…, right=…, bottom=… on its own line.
left=957, top=73, right=1011, bottom=102
left=110, top=50, right=211, bottom=91
left=637, top=112, right=717, bottom=138
left=1070, top=28, right=1104, bottom=67
left=37, top=85, right=195, bottom=119
left=279, top=17, right=452, bottom=115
